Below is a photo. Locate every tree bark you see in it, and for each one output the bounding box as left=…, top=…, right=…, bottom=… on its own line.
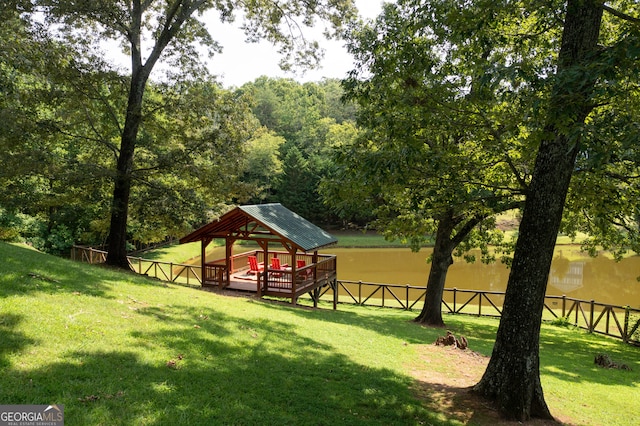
left=415, top=211, right=456, bottom=327
left=415, top=209, right=488, bottom=326
left=473, top=0, right=603, bottom=421
left=105, top=8, right=151, bottom=269
left=105, top=74, right=146, bottom=268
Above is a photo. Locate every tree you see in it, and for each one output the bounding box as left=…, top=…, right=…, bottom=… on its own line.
left=240, top=128, right=285, bottom=204
left=328, top=0, right=545, bottom=326
left=124, top=79, right=259, bottom=245
left=35, top=0, right=356, bottom=268
left=243, top=77, right=358, bottom=223
left=277, top=144, right=318, bottom=219
left=1, top=7, right=258, bottom=253
left=474, top=0, right=640, bottom=420
left=0, top=5, right=114, bottom=253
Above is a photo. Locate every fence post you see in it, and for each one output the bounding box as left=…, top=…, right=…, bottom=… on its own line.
left=478, top=292, right=482, bottom=316
left=170, top=262, right=173, bottom=282
left=453, top=288, right=457, bottom=313
left=589, top=300, right=595, bottom=332
left=406, top=285, right=409, bottom=311
left=562, top=295, right=566, bottom=318
left=623, top=306, right=630, bottom=343
left=358, top=281, right=362, bottom=305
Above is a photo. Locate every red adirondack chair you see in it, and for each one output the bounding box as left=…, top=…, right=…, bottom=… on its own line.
left=270, top=257, right=289, bottom=277
left=247, top=255, right=264, bottom=275
left=296, top=259, right=312, bottom=279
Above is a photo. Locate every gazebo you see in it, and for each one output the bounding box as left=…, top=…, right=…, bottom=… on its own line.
left=179, top=203, right=338, bottom=307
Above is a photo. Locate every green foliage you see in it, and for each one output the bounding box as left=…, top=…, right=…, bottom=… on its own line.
left=125, top=79, right=260, bottom=241
left=327, top=0, right=542, bottom=255
left=241, top=77, right=359, bottom=224
left=0, top=209, right=23, bottom=242
left=629, top=313, right=640, bottom=341
left=0, top=10, right=258, bottom=249
left=25, top=0, right=358, bottom=266
left=548, top=315, right=574, bottom=328
left=553, top=1, right=640, bottom=259
left=240, top=128, right=285, bottom=204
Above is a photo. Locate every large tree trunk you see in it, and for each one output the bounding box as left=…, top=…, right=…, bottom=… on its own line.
left=473, top=1, right=603, bottom=421
left=105, top=66, right=148, bottom=268
left=415, top=212, right=456, bottom=327
left=415, top=210, right=488, bottom=326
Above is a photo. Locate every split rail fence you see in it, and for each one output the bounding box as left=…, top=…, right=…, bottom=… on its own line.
left=71, top=246, right=640, bottom=346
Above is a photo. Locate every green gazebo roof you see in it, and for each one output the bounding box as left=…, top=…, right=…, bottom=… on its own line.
left=179, top=203, right=337, bottom=252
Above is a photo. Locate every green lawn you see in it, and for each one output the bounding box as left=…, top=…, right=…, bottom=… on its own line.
left=1, top=242, right=638, bottom=425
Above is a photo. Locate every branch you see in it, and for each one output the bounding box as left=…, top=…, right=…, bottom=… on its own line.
left=602, top=4, right=640, bottom=24
left=145, top=0, right=208, bottom=72
left=475, top=110, right=530, bottom=191
left=451, top=214, right=487, bottom=247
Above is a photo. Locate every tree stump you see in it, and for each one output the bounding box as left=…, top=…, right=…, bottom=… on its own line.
left=594, top=354, right=630, bottom=370
left=435, top=331, right=468, bottom=350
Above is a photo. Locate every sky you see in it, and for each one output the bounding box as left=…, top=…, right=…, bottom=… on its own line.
left=204, top=0, right=384, bottom=87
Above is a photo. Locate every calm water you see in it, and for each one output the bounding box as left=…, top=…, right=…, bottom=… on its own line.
left=322, top=247, right=640, bottom=309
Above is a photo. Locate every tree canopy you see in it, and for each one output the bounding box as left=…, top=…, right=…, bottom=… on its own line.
left=324, top=0, right=557, bottom=325
left=1, top=4, right=359, bottom=254
left=25, top=0, right=357, bottom=267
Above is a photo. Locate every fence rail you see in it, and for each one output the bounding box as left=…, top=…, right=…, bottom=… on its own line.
left=71, top=246, right=203, bottom=287
left=71, top=246, right=640, bottom=346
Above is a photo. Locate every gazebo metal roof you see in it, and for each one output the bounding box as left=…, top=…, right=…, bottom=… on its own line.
left=179, top=203, right=337, bottom=252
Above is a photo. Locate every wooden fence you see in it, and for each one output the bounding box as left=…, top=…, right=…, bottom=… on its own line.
left=71, top=246, right=203, bottom=287
left=71, top=246, right=640, bottom=346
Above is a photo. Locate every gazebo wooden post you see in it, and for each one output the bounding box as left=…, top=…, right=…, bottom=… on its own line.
left=262, top=242, right=269, bottom=296
left=290, top=248, right=298, bottom=306
left=201, top=237, right=212, bottom=286
left=312, top=251, right=319, bottom=308
left=224, top=236, right=234, bottom=289
left=312, top=251, right=319, bottom=281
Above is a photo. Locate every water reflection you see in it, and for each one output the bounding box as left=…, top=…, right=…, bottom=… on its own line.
left=324, top=247, right=640, bottom=308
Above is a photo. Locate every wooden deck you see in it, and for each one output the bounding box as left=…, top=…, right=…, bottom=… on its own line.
left=203, top=250, right=337, bottom=306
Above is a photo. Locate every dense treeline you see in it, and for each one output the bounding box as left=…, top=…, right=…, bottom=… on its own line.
left=0, top=68, right=359, bottom=254
left=0, top=9, right=361, bottom=254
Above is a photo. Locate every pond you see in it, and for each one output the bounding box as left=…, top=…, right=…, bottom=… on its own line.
left=322, top=247, right=640, bottom=309
left=197, top=245, right=640, bottom=308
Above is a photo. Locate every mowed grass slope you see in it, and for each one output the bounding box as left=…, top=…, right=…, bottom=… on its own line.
left=1, top=242, right=638, bottom=425
left=0, top=242, right=445, bottom=425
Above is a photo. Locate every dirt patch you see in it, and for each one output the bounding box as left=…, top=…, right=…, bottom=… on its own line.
left=408, top=345, right=575, bottom=425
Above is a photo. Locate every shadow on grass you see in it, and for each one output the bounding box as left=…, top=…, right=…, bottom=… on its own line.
left=0, top=242, right=167, bottom=299
left=3, top=304, right=460, bottom=426
left=258, top=298, right=442, bottom=342
left=256, top=299, right=500, bottom=354
left=258, top=296, right=640, bottom=390
left=0, top=314, right=36, bottom=369
left=539, top=326, right=640, bottom=387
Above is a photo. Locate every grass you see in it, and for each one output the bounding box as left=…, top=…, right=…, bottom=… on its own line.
left=331, top=230, right=422, bottom=248
left=1, top=242, right=639, bottom=425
